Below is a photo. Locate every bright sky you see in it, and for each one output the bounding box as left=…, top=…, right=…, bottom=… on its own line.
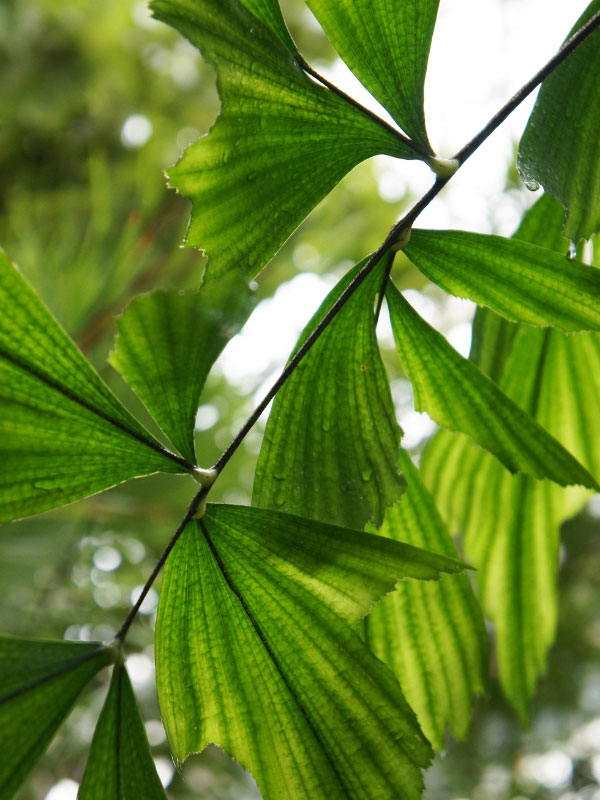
left=215, top=0, right=589, bottom=446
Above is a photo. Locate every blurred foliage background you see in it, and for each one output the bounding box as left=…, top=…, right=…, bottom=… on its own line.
left=1, top=1, right=600, bottom=799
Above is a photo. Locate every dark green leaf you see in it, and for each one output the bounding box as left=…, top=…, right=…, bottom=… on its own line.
left=0, top=634, right=112, bottom=800
left=109, top=275, right=254, bottom=465
left=366, top=450, right=488, bottom=750
left=0, top=252, right=185, bottom=523
left=404, top=229, right=600, bottom=332
left=79, top=664, right=167, bottom=799
left=239, top=0, right=297, bottom=54
left=151, top=0, right=421, bottom=280
left=156, top=504, right=466, bottom=800
left=518, top=0, right=600, bottom=241
left=386, top=280, right=597, bottom=488
left=421, top=196, right=600, bottom=719
left=253, top=257, right=405, bottom=529
left=307, top=0, right=439, bottom=152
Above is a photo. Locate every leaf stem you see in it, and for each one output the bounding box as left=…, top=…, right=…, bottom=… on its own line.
left=115, top=6, right=600, bottom=640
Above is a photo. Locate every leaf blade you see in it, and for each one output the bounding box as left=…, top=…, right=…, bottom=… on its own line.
left=0, top=252, right=185, bottom=522
left=307, top=0, right=439, bottom=152
left=152, top=0, right=422, bottom=280
left=404, top=229, right=600, bottom=332
left=156, top=505, right=465, bottom=800
left=109, top=275, right=254, bottom=464
left=253, top=256, right=405, bottom=529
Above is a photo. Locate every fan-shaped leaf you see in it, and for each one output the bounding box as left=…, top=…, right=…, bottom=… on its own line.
left=253, top=256, right=405, bottom=529
left=404, top=229, right=600, bottom=332
left=307, top=0, right=438, bottom=152
left=79, top=664, right=167, bottom=799
left=366, top=450, right=488, bottom=750
left=156, top=504, right=466, bottom=800
left=239, top=0, right=296, bottom=54
left=518, top=1, right=600, bottom=242
left=151, top=0, right=421, bottom=280
left=421, top=196, right=600, bottom=719
left=0, top=635, right=112, bottom=800
left=109, top=274, right=254, bottom=465
left=386, top=280, right=597, bottom=488
left=0, top=252, right=186, bottom=523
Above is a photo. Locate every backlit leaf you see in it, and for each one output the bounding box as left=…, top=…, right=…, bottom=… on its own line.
left=253, top=256, right=405, bottom=529
left=79, top=664, right=167, bottom=799
left=307, top=0, right=439, bottom=152
left=109, top=274, right=254, bottom=465
left=386, top=280, right=597, bottom=488
left=156, top=504, right=466, bottom=800
left=404, top=229, right=600, bottom=332
left=239, top=0, right=297, bottom=54
left=0, top=635, right=112, bottom=800
left=0, top=252, right=186, bottom=523
left=366, top=450, right=488, bottom=750
left=518, top=0, right=600, bottom=241
left=152, top=0, right=422, bottom=280
left=421, top=196, right=600, bottom=719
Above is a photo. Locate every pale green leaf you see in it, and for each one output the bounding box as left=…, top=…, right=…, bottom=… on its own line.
left=0, top=635, right=112, bottom=800
left=253, top=256, right=405, bottom=529
left=366, top=450, right=488, bottom=750
left=0, top=252, right=187, bottom=523
left=79, top=664, right=167, bottom=800
left=421, top=196, right=600, bottom=719
left=386, top=280, right=597, bottom=488
left=404, top=229, right=600, bottom=332
left=518, top=0, right=600, bottom=241
left=151, top=0, right=422, bottom=280
left=239, top=0, right=297, bottom=54
left=307, top=0, right=439, bottom=152
left=109, top=275, right=254, bottom=465
left=156, top=504, right=466, bottom=800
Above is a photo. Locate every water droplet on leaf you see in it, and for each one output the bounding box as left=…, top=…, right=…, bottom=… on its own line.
left=567, top=240, right=577, bottom=260
left=524, top=178, right=540, bottom=192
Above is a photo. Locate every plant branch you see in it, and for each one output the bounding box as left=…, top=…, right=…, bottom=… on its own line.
left=115, top=7, right=600, bottom=639
left=297, top=57, right=431, bottom=159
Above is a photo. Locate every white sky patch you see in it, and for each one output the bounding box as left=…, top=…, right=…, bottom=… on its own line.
left=216, top=272, right=336, bottom=389
left=120, top=114, right=153, bottom=149
left=44, top=780, right=79, bottom=800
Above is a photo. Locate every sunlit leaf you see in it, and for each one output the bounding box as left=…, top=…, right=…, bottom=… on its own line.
left=386, top=280, right=597, bottom=488
left=518, top=0, right=600, bottom=241
left=307, top=0, right=439, bottom=152
left=151, top=0, right=422, bottom=280
left=421, top=196, right=600, bottom=719
left=0, top=252, right=186, bottom=523
left=239, top=0, right=297, bottom=54
left=109, top=274, right=254, bottom=465
left=253, top=256, right=405, bottom=529
left=156, top=504, right=466, bottom=800
left=404, top=229, right=600, bottom=332
left=79, top=664, right=167, bottom=799
left=366, top=450, right=488, bottom=750
left=0, top=635, right=112, bottom=800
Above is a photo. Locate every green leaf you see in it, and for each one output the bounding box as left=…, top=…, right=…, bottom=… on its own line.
left=404, top=229, right=600, bottom=332
left=386, top=280, right=597, bottom=488
left=366, top=450, right=488, bottom=750
left=239, top=0, right=297, bottom=54
left=421, top=196, right=600, bottom=719
left=151, top=0, right=422, bottom=280
left=517, top=0, right=600, bottom=242
left=253, top=256, right=405, bottom=529
left=156, top=504, right=466, bottom=800
left=307, top=0, right=438, bottom=152
left=0, top=252, right=186, bottom=523
left=79, top=664, right=167, bottom=799
left=109, top=275, right=254, bottom=465
left=0, top=634, right=112, bottom=800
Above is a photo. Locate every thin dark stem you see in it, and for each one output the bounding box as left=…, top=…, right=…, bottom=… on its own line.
left=114, top=487, right=206, bottom=642
left=115, top=8, right=600, bottom=640
left=454, top=8, right=600, bottom=165
left=298, top=57, right=430, bottom=159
